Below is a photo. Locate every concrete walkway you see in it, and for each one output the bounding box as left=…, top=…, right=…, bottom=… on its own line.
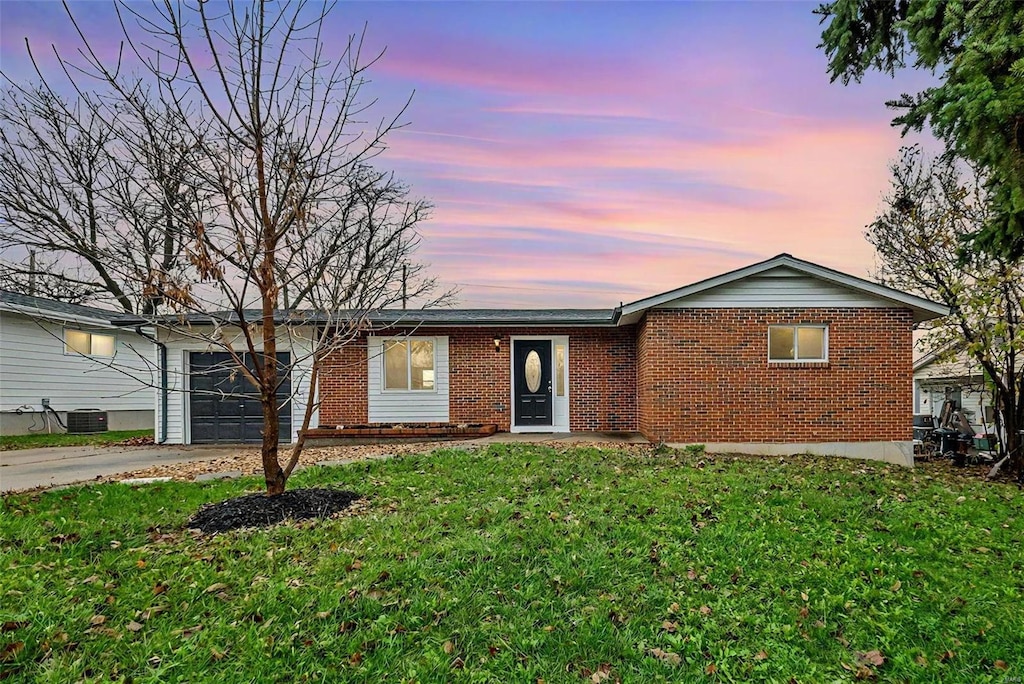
left=0, top=444, right=242, bottom=493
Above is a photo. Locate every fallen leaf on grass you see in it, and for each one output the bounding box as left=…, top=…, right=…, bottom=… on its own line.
left=754, top=650, right=768, bottom=661
left=140, top=605, right=168, bottom=621
left=649, top=648, right=682, bottom=666
left=204, top=583, right=228, bottom=594
left=172, top=625, right=203, bottom=638
left=706, top=663, right=718, bottom=674
left=211, top=647, right=226, bottom=661
left=856, top=650, right=885, bottom=667
left=89, top=615, right=107, bottom=626
left=442, top=640, right=455, bottom=655
left=915, top=654, right=928, bottom=666
left=349, top=651, right=363, bottom=666
left=0, top=641, right=24, bottom=662
left=1, top=622, right=28, bottom=633
left=661, top=620, right=678, bottom=633
left=699, top=605, right=712, bottom=616
left=315, top=611, right=331, bottom=619
left=127, top=621, right=143, bottom=633
left=668, top=602, right=680, bottom=614
left=890, top=581, right=902, bottom=592
left=994, top=660, right=1008, bottom=670
left=939, top=650, right=955, bottom=662
left=50, top=533, right=80, bottom=545
left=153, top=583, right=169, bottom=595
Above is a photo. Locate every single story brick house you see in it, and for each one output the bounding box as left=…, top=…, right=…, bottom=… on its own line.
left=135, top=254, right=947, bottom=466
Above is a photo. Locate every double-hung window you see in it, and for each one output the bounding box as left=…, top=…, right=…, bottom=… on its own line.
left=768, top=325, right=827, bottom=362
left=64, top=329, right=116, bottom=357
left=383, top=338, right=435, bottom=391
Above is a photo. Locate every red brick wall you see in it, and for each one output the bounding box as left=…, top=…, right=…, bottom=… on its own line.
left=636, top=308, right=913, bottom=443
left=317, top=326, right=637, bottom=431
left=437, top=326, right=637, bottom=431
left=318, top=341, right=368, bottom=426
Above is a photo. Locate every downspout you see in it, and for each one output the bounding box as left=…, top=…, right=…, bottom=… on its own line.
left=136, top=326, right=168, bottom=444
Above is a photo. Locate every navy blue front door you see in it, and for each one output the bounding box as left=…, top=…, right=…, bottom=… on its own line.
left=513, top=340, right=552, bottom=427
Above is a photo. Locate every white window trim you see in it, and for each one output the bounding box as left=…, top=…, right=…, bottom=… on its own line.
left=381, top=336, right=438, bottom=394
left=63, top=327, right=117, bottom=358
left=767, top=325, right=828, bottom=363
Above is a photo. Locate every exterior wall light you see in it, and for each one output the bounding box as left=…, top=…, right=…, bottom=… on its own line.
left=493, top=335, right=501, bottom=351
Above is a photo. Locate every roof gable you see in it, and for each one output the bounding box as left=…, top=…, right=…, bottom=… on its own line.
left=617, top=254, right=949, bottom=325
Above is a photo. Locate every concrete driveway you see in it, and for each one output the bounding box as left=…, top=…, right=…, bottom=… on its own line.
left=0, top=444, right=244, bottom=493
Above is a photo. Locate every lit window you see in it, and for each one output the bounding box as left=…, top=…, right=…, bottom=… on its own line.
left=768, top=325, right=827, bottom=362
left=65, top=329, right=116, bottom=357
left=383, top=338, right=435, bottom=391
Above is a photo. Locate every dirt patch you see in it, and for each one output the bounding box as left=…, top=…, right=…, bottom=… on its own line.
left=187, top=488, right=361, bottom=534
left=102, top=443, right=436, bottom=484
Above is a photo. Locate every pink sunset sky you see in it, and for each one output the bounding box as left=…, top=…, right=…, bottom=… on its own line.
left=0, top=1, right=939, bottom=308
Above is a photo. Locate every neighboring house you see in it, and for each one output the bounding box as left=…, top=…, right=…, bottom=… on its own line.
left=0, top=290, right=155, bottom=436
left=131, top=254, right=947, bottom=467
left=913, top=346, right=996, bottom=434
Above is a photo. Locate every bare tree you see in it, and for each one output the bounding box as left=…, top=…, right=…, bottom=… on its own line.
left=0, top=82, right=198, bottom=314
left=4, top=0, right=451, bottom=495
left=869, top=146, right=1024, bottom=475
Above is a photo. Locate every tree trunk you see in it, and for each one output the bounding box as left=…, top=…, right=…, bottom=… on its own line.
left=1005, top=401, right=1022, bottom=477
left=262, top=392, right=285, bottom=496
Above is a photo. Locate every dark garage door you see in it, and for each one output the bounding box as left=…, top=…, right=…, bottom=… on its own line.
left=189, top=352, right=291, bottom=444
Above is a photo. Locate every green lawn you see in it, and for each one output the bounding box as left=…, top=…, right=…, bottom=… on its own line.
left=0, top=429, right=153, bottom=451
left=1, top=445, right=1021, bottom=682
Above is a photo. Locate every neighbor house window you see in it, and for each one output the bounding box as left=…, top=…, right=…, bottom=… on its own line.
left=64, top=329, right=116, bottom=357
left=768, top=325, right=827, bottom=362
left=383, top=338, right=435, bottom=391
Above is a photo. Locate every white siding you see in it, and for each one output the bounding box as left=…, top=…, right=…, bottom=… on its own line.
left=159, top=325, right=318, bottom=444
left=367, top=335, right=449, bottom=423
left=0, top=311, right=154, bottom=413
left=660, top=270, right=895, bottom=309
left=915, top=356, right=979, bottom=382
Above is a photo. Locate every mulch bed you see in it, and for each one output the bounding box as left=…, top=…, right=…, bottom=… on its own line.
left=187, top=488, right=360, bottom=534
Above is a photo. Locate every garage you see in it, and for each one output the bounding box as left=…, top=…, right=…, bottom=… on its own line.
left=188, top=352, right=292, bottom=444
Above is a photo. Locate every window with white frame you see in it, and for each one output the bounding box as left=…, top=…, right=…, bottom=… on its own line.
left=64, top=329, right=116, bottom=357
left=383, top=338, right=435, bottom=391
left=768, top=325, right=827, bottom=362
